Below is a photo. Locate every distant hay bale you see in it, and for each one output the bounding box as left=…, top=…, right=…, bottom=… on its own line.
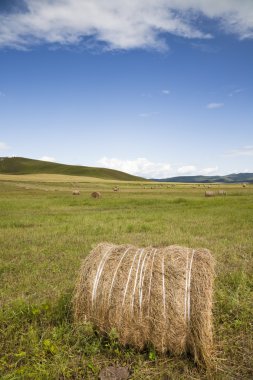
left=91, top=191, right=101, bottom=199
left=73, top=243, right=214, bottom=365
left=113, top=186, right=119, bottom=192
left=218, top=190, right=226, bottom=196
left=205, top=191, right=216, bottom=197
left=72, top=190, right=80, bottom=195
left=242, top=183, right=247, bottom=188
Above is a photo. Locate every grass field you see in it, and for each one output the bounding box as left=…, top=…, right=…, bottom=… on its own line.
left=0, top=175, right=252, bottom=379
left=0, top=157, right=144, bottom=181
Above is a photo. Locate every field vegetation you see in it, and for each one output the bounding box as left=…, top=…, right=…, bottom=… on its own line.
left=0, top=157, right=144, bottom=181
left=0, top=175, right=252, bottom=379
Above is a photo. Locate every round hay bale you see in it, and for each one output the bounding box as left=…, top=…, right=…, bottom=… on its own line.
left=72, top=190, right=80, bottom=195
left=91, top=191, right=101, bottom=199
left=205, top=191, right=215, bottom=197
left=218, top=190, right=226, bottom=196
left=73, top=243, right=214, bottom=365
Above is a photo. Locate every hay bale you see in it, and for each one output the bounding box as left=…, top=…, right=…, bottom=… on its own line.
left=205, top=191, right=216, bottom=197
left=91, top=191, right=101, bottom=199
left=73, top=243, right=214, bottom=365
left=72, top=190, right=80, bottom=195
left=218, top=190, right=226, bottom=196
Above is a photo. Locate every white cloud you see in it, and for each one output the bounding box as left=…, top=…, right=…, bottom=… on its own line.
left=97, top=157, right=172, bottom=178
left=207, top=102, right=224, bottom=109
left=200, top=166, right=219, bottom=174
left=224, top=146, right=253, bottom=157
left=40, top=156, right=56, bottom=162
left=228, top=88, right=244, bottom=97
left=0, top=141, right=10, bottom=150
left=0, top=1, right=253, bottom=50
left=177, top=165, right=196, bottom=174
left=97, top=158, right=238, bottom=177
left=162, top=89, right=170, bottom=95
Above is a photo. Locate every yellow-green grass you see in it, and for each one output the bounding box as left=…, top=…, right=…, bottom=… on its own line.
left=0, top=178, right=252, bottom=379
left=0, top=157, right=144, bottom=181
left=0, top=173, right=115, bottom=183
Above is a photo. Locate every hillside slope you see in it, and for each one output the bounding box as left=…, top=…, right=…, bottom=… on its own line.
left=0, top=157, right=144, bottom=181
left=154, top=173, right=253, bottom=183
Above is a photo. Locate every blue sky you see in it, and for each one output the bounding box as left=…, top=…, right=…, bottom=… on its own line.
left=0, top=0, right=252, bottom=178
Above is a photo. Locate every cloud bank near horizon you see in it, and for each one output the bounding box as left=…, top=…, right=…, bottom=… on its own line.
left=0, top=141, right=10, bottom=150
left=224, top=146, right=253, bottom=157
left=40, top=156, right=56, bottom=162
left=97, top=157, right=220, bottom=178
left=0, top=0, right=253, bottom=50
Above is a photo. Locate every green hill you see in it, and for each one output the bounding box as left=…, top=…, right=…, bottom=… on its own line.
left=0, top=157, right=144, bottom=181
left=153, top=173, right=253, bottom=183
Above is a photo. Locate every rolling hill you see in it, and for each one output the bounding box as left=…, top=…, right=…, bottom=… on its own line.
left=0, top=157, right=144, bottom=181
left=153, top=173, right=253, bottom=183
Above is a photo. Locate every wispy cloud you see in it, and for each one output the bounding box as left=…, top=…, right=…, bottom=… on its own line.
left=98, top=157, right=222, bottom=178
left=162, top=89, right=170, bottom=95
left=228, top=88, right=244, bottom=97
left=0, top=91, right=6, bottom=97
left=0, top=141, right=10, bottom=150
left=40, top=156, right=56, bottom=162
left=98, top=157, right=172, bottom=178
left=177, top=165, right=220, bottom=175
left=0, top=1, right=253, bottom=50
left=200, top=166, right=219, bottom=175
left=177, top=165, right=196, bottom=174
left=224, top=146, right=253, bottom=157
left=207, top=102, right=224, bottom=109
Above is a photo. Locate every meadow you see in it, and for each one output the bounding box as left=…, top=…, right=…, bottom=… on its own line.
left=0, top=174, right=252, bottom=379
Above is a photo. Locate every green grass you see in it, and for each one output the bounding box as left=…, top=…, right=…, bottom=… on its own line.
left=0, top=178, right=253, bottom=379
left=0, top=157, right=144, bottom=181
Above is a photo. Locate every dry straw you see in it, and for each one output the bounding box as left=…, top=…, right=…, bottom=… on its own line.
left=73, top=243, right=215, bottom=365
left=91, top=191, right=101, bottom=198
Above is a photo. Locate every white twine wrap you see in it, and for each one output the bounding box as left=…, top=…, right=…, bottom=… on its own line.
left=184, top=250, right=189, bottom=322
left=147, top=248, right=157, bottom=317
left=92, top=245, right=113, bottom=308
left=184, top=249, right=195, bottom=325
left=138, top=249, right=151, bottom=316
left=122, top=249, right=140, bottom=308
left=162, top=253, right=166, bottom=318
left=92, top=246, right=195, bottom=325
left=107, top=247, right=131, bottom=305
left=131, top=249, right=145, bottom=313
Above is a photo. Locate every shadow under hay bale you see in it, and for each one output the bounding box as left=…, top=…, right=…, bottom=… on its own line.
left=73, top=243, right=214, bottom=366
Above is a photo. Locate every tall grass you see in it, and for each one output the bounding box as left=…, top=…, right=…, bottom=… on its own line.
left=0, top=179, right=252, bottom=379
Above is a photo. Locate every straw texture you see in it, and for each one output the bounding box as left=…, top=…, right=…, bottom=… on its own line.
left=73, top=243, right=214, bottom=365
